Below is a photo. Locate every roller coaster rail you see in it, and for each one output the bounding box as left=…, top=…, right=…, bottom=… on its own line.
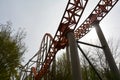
left=20, top=0, right=120, bottom=80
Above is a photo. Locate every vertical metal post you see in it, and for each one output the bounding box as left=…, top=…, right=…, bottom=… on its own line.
left=67, top=31, right=82, bottom=80
left=49, top=57, right=56, bottom=80
left=94, top=22, right=120, bottom=80
left=66, top=46, right=71, bottom=63
left=52, top=57, right=56, bottom=80
left=66, top=46, right=72, bottom=78
left=119, top=63, right=120, bottom=73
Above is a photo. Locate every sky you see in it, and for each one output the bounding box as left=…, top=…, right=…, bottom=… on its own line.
left=0, top=0, right=120, bottom=64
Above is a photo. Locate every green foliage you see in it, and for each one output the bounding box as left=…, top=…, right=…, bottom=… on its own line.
left=55, top=53, right=72, bottom=80
left=55, top=52, right=101, bottom=80
left=0, top=22, right=26, bottom=80
left=54, top=38, right=120, bottom=80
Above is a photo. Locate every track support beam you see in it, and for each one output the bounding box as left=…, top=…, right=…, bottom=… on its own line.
left=77, top=44, right=102, bottom=80
left=94, top=22, right=120, bottom=80
left=67, top=31, right=82, bottom=80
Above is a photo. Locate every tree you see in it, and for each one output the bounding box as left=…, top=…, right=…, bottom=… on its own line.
left=79, top=38, right=120, bottom=80
left=55, top=53, right=72, bottom=80
left=54, top=38, right=120, bottom=80
left=0, top=22, right=26, bottom=80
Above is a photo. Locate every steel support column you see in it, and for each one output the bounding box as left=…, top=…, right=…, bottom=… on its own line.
left=66, top=46, right=72, bottom=78
left=94, top=22, right=120, bottom=80
left=51, top=58, right=56, bottom=80
left=66, top=46, right=71, bottom=64
left=119, top=63, right=120, bottom=73
left=67, top=31, right=82, bottom=80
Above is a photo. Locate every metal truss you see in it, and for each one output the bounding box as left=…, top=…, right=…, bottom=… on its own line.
left=20, top=0, right=119, bottom=80
left=20, top=33, right=53, bottom=80
left=74, top=0, right=118, bottom=39
left=35, top=0, right=88, bottom=80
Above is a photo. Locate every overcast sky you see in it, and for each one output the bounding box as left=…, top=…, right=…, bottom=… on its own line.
left=0, top=0, right=120, bottom=64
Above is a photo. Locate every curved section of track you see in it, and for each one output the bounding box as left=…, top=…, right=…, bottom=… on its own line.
left=35, top=0, right=88, bottom=80
left=20, top=33, right=53, bottom=80
left=20, top=0, right=119, bottom=80
left=36, top=33, right=53, bottom=72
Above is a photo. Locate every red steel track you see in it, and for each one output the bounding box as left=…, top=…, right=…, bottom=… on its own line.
left=20, top=0, right=119, bottom=80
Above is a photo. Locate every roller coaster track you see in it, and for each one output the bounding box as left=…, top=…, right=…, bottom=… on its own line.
left=20, top=0, right=119, bottom=80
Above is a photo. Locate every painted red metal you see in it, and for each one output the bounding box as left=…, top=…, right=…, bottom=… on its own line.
left=35, top=0, right=88, bottom=79
left=74, top=0, right=118, bottom=39
left=20, top=0, right=119, bottom=80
